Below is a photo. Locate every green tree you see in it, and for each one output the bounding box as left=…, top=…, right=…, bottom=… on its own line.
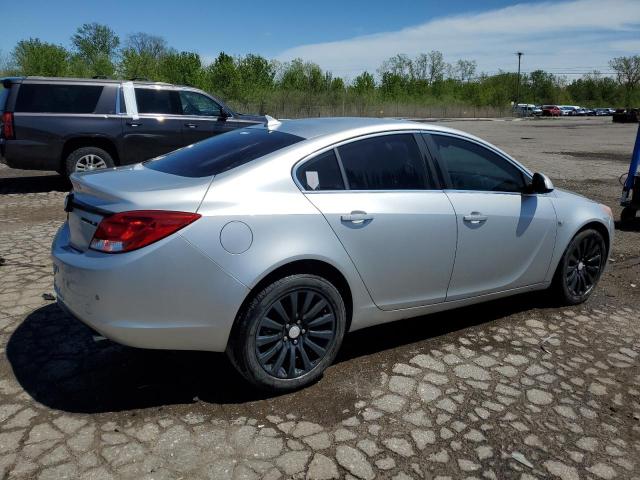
left=609, top=55, right=640, bottom=107
left=205, top=52, right=240, bottom=98
left=71, top=23, right=120, bottom=77
left=351, top=71, right=375, bottom=95
left=159, top=51, right=202, bottom=86
left=12, top=38, right=69, bottom=76
left=120, top=33, right=168, bottom=80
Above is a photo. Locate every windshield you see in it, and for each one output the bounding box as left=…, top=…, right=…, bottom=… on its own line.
left=145, top=128, right=304, bottom=178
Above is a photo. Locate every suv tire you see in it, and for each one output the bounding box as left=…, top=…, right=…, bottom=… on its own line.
left=65, top=147, right=115, bottom=175
left=227, top=274, right=346, bottom=391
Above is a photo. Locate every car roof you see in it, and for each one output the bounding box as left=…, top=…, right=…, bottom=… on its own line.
left=260, top=117, right=461, bottom=141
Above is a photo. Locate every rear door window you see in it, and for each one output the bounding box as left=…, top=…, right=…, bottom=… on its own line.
left=134, top=88, right=181, bottom=115
left=337, top=134, right=430, bottom=190
left=15, top=84, right=104, bottom=113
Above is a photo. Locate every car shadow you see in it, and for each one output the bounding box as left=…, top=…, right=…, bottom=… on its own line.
left=0, top=174, right=70, bottom=194
left=6, top=291, right=553, bottom=414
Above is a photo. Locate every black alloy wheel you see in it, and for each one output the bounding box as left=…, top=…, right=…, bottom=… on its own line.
left=255, top=289, right=337, bottom=379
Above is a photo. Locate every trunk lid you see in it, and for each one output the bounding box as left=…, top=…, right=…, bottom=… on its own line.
left=67, top=164, right=213, bottom=251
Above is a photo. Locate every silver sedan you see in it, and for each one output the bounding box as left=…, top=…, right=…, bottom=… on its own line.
left=52, top=117, right=614, bottom=390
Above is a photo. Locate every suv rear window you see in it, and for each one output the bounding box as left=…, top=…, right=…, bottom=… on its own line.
left=15, top=84, right=104, bottom=113
left=0, top=84, right=9, bottom=111
left=145, top=128, right=304, bottom=177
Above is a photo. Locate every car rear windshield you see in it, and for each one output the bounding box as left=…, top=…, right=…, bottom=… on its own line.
left=145, top=128, right=304, bottom=177
left=15, top=84, right=104, bottom=113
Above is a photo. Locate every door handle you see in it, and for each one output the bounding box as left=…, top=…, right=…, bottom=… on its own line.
left=184, top=123, right=198, bottom=128
left=341, top=211, right=373, bottom=224
left=126, top=121, right=142, bottom=127
left=463, top=212, right=488, bottom=224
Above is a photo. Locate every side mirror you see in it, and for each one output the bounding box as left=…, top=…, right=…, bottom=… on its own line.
left=529, top=172, right=554, bottom=194
left=218, top=109, right=229, bottom=121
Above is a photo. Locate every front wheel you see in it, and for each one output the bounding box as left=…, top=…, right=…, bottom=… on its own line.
left=227, top=274, right=346, bottom=391
left=551, top=229, right=607, bottom=305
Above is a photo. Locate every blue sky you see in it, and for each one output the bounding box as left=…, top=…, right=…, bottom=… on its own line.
left=3, top=0, right=639, bottom=80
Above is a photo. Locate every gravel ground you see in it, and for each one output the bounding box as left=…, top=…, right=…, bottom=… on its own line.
left=0, top=116, right=638, bottom=479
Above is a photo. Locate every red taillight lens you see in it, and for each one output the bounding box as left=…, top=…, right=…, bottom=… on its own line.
left=90, top=210, right=201, bottom=253
left=2, top=112, right=14, bottom=139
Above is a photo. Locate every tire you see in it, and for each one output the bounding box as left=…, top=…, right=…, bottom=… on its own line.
left=65, top=147, right=115, bottom=175
left=227, top=274, right=346, bottom=391
left=621, top=207, right=637, bottom=223
left=551, top=229, right=607, bottom=305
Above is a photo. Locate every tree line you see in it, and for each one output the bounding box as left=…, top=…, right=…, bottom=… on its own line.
left=1, top=23, right=639, bottom=114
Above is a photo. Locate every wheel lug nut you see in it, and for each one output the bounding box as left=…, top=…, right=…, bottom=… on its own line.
left=284, top=336, right=288, bottom=341
left=302, top=329, right=306, bottom=334
left=293, top=340, right=298, bottom=345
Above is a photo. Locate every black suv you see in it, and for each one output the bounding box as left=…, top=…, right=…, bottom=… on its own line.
left=0, top=77, right=265, bottom=174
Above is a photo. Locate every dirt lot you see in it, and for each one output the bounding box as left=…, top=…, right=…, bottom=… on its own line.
left=0, top=117, right=638, bottom=480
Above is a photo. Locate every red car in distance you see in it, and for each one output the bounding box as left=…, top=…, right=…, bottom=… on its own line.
left=542, top=105, right=562, bottom=117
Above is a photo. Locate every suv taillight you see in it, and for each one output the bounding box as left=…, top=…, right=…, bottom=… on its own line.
left=1, top=112, right=14, bottom=139
left=90, top=210, right=201, bottom=253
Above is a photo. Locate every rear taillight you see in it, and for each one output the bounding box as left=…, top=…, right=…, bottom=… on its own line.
left=2, top=112, right=14, bottom=139
left=90, top=210, right=201, bottom=253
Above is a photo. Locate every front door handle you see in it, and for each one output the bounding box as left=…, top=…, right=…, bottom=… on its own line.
left=126, top=121, right=142, bottom=127
left=341, top=211, right=373, bottom=224
left=184, top=123, right=198, bottom=128
left=463, top=212, right=488, bottom=224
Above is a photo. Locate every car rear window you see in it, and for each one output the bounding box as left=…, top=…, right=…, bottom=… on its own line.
left=145, top=128, right=304, bottom=177
left=15, top=84, right=104, bottom=113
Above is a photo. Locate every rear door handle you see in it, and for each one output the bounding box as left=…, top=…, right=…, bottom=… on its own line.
left=463, top=212, right=488, bottom=224
left=341, top=211, right=373, bottom=224
left=126, top=121, right=142, bottom=127
left=184, top=123, right=198, bottom=128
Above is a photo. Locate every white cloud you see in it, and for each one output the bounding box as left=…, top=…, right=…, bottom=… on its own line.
left=276, top=0, right=640, bottom=80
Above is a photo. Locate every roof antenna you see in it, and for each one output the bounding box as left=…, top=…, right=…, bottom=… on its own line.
left=264, top=115, right=281, bottom=130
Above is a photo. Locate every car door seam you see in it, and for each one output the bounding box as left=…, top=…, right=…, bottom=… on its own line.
left=442, top=191, right=459, bottom=302
left=299, top=192, right=380, bottom=309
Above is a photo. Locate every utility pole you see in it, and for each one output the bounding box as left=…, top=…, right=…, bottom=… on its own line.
left=515, top=52, right=523, bottom=109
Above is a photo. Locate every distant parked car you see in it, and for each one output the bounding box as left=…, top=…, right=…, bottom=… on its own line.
left=612, top=108, right=639, bottom=123
left=594, top=108, right=612, bottom=116
left=0, top=76, right=266, bottom=175
left=542, top=105, right=562, bottom=117
left=514, top=103, right=537, bottom=116
left=559, top=106, right=577, bottom=116
left=532, top=106, right=543, bottom=116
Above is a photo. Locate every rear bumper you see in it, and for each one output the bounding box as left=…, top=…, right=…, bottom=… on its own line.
left=52, top=222, right=249, bottom=352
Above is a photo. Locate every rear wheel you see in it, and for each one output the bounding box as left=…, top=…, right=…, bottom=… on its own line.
left=65, top=147, right=115, bottom=175
left=552, top=229, right=606, bottom=305
left=227, top=274, right=346, bottom=391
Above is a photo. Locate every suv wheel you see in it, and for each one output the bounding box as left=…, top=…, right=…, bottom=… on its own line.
left=65, top=147, right=115, bottom=175
left=551, top=229, right=606, bottom=305
left=227, top=274, right=346, bottom=391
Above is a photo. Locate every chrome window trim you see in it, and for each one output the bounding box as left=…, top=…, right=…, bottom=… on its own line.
left=292, top=129, right=432, bottom=193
